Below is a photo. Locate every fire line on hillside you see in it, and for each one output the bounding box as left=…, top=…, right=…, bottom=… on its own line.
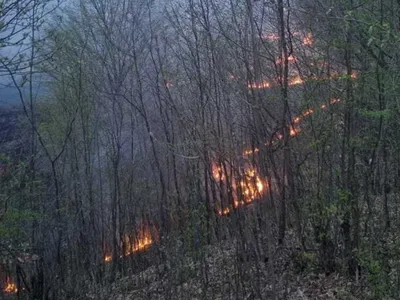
left=98, top=27, right=355, bottom=266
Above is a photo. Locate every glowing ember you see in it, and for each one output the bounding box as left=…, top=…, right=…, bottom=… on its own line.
left=289, top=75, right=304, bottom=86
left=212, top=163, right=225, bottom=181
left=246, top=70, right=356, bottom=91
left=329, top=98, right=341, bottom=105
left=243, top=148, right=260, bottom=156
left=4, top=278, right=17, bottom=294
left=104, top=255, right=112, bottom=262
left=302, top=109, right=314, bottom=117
left=290, top=126, right=300, bottom=136
left=218, top=207, right=231, bottom=216
left=133, top=233, right=153, bottom=252
left=247, top=80, right=271, bottom=89
left=233, top=199, right=240, bottom=208
left=293, top=116, right=302, bottom=124
left=303, top=33, right=313, bottom=45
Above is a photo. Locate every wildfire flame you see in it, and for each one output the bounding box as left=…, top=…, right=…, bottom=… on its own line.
left=162, top=31, right=358, bottom=93
left=218, top=207, right=231, bottom=216
left=212, top=163, right=226, bottom=181
left=104, top=255, right=112, bottom=262
left=261, top=31, right=312, bottom=44
left=101, top=27, right=351, bottom=263
left=290, top=126, right=300, bottom=136
left=102, top=97, right=343, bottom=261
left=233, top=98, right=343, bottom=212
left=247, top=70, right=356, bottom=91
left=3, top=278, right=17, bottom=294
left=289, top=75, right=304, bottom=86
left=293, top=116, right=302, bottom=124
left=243, top=148, right=259, bottom=156
left=247, top=80, right=271, bottom=89
left=302, top=108, right=314, bottom=117
left=287, top=100, right=342, bottom=138
left=239, top=168, right=265, bottom=203
left=132, top=231, right=153, bottom=253
left=245, top=97, right=342, bottom=146
left=213, top=163, right=267, bottom=216
left=124, top=222, right=159, bottom=256
left=104, top=222, right=159, bottom=262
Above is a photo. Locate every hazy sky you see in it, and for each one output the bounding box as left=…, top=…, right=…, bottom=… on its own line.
left=0, top=0, right=63, bottom=106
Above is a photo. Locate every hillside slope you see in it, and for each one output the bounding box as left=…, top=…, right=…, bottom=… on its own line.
left=99, top=239, right=364, bottom=300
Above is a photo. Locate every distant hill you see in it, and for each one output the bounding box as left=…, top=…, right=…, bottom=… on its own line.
left=0, top=106, right=26, bottom=159
left=0, top=77, right=50, bottom=107
left=0, top=86, right=21, bottom=107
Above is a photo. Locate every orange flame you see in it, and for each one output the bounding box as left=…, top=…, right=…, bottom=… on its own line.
left=239, top=168, right=265, bottom=203
left=123, top=223, right=159, bottom=256
left=103, top=96, right=344, bottom=260
left=290, top=126, right=301, bottom=136
left=289, top=75, right=304, bottom=86
left=216, top=97, right=343, bottom=213
left=288, top=99, right=343, bottom=137
left=132, top=231, right=153, bottom=252
left=104, top=222, right=159, bottom=262
left=247, top=69, right=356, bottom=91
left=212, top=163, right=226, bottom=181
left=217, top=207, right=231, bottom=216
left=213, top=163, right=267, bottom=216
left=248, top=97, right=342, bottom=150
left=4, top=278, right=17, bottom=294
left=293, top=116, right=302, bottom=124
left=243, top=147, right=259, bottom=156
left=302, top=108, right=314, bottom=117
left=247, top=80, right=271, bottom=90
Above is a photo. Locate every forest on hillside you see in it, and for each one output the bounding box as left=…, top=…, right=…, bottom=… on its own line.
left=1, top=0, right=400, bottom=299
